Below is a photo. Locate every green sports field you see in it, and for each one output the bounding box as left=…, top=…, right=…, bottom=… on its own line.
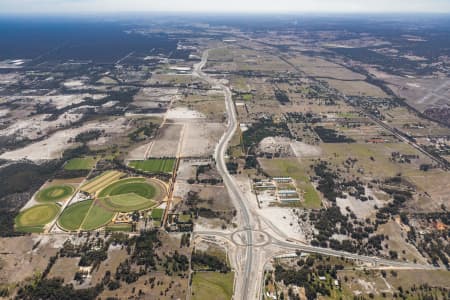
left=15, top=203, right=60, bottom=232
left=36, top=185, right=74, bottom=202
left=98, top=194, right=156, bottom=212
left=81, top=204, right=115, bottom=231
left=64, top=157, right=96, bottom=170
left=97, top=177, right=155, bottom=198
left=81, top=170, right=123, bottom=195
left=128, top=158, right=176, bottom=174
left=57, top=200, right=93, bottom=231
left=56, top=176, right=166, bottom=231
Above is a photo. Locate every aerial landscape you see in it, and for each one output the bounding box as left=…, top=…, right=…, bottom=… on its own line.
left=0, top=0, right=450, bottom=299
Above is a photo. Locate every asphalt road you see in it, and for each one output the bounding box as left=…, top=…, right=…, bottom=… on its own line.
left=193, top=50, right=255, bottom=299
left=193, top=49, right=437, bottom=300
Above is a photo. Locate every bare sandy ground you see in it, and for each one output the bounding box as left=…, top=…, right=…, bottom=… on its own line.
left=148, top=124, right=183, bottom=158
left=336, top=188, right=385, bottom=219
left=290, top=141, right=322, bottom=158
left=63, top=80, right=85, bottom=88
left=6, top=93, right=106, bottom=110
left=127, top=143, right=151, bottom=160
left=258, top=207, right=306, bottom=241
left=180, top=122, right=225, bottom=157
left=166, top=107, right=206, bottom=119
left=0, top=108, right=10, bottom=117
left=0, top=111, right=84, bottom=140
left=258, top=137, right=322, bottom=158
left=1, top=117, right=127, bottom=161
left=0, top=235, right=63, bottom=284
left=132, top=87, right=179, bottom=109
left=173, top=182, right=191, bottom=199
left=0, top=72, right=21, bottom=84
left=176, top=159, right=211, bottom=181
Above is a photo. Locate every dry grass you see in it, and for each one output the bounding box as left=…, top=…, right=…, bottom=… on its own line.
left=324, top=78, right=388, bottom=98
left=288, top=54, right=366, bottom=80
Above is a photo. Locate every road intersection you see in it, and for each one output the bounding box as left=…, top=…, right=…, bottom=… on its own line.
left=193, top=49, right=438, bottom=300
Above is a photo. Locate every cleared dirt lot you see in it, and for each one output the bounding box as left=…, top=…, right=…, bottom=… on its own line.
left=166, top=107, right=205, bottom=119
left=179, top=122, right=225, bottom=157
left=176, top=159, right=211, bottom=181
left=126, top=143, right=151, bottom=160
left=258, top=137, right=322, bottom=158
left=148, top=124, right=183, bottom=158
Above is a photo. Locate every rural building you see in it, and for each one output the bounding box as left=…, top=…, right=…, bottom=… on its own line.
left=253, top=179, right=276, bottom=191
left=273, top=177, right=293, bottom=183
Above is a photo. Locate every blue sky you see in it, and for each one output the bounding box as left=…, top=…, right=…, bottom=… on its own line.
left=2, top=0, right=450, bottom=14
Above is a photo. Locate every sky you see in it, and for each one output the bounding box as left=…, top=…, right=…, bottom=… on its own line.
left=1, top=0, right=450, bottom=14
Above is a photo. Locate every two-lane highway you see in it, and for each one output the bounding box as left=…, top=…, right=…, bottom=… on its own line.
left=193, top=50, right=255, bottom=299
left=192, top=49, right=437, bottom=300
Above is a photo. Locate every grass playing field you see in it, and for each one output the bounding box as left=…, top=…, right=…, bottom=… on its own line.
left=81, top=170, right=123, bottom=195
left=15, top=203, right=60, bottom=232
left=64, top=157, right=96, bottom=170
left=98, top=194, right=156, bottom=212
left=97, top=177, right=155, bottom=198
left=128, top=158, right=176, bottom=174
left=36, top=185, right=74, bottom=202
left=191, top=272, right=234, bottom=300
left=57, top=175, right=166, bottom=231
left=96, top=177, right=161, bottom=212
left=80, top=204, right=115, bottom=231
left=57, top=200, right=93, bottom=231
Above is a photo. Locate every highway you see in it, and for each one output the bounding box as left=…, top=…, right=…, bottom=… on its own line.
left=192, top=49, right=437, bottom=300
left=194, top=230, right=436, bottom=270
left=193, top=50, right=255, bottom=299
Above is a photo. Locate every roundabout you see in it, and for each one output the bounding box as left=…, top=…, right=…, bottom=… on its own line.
left=231, top=230, right=271, bottom=247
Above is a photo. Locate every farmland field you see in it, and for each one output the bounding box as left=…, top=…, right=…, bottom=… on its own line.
left=191, top=272, right=234, bottom=300
left=64, top=157, right=96, bottom=170
left=57, top=200, right=93, bottom=231
left=129, top=158, right=176, bottom=173
left=80, top=204, right=115, bottom=231
left=15, top=203, right=60, bottom=232
left=81, top=171, right=123, bottom=195
left=36, top=184, right=74, bottom=202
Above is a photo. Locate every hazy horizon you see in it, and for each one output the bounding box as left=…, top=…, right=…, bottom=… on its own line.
left=2, top=0, right=450, bottom=15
